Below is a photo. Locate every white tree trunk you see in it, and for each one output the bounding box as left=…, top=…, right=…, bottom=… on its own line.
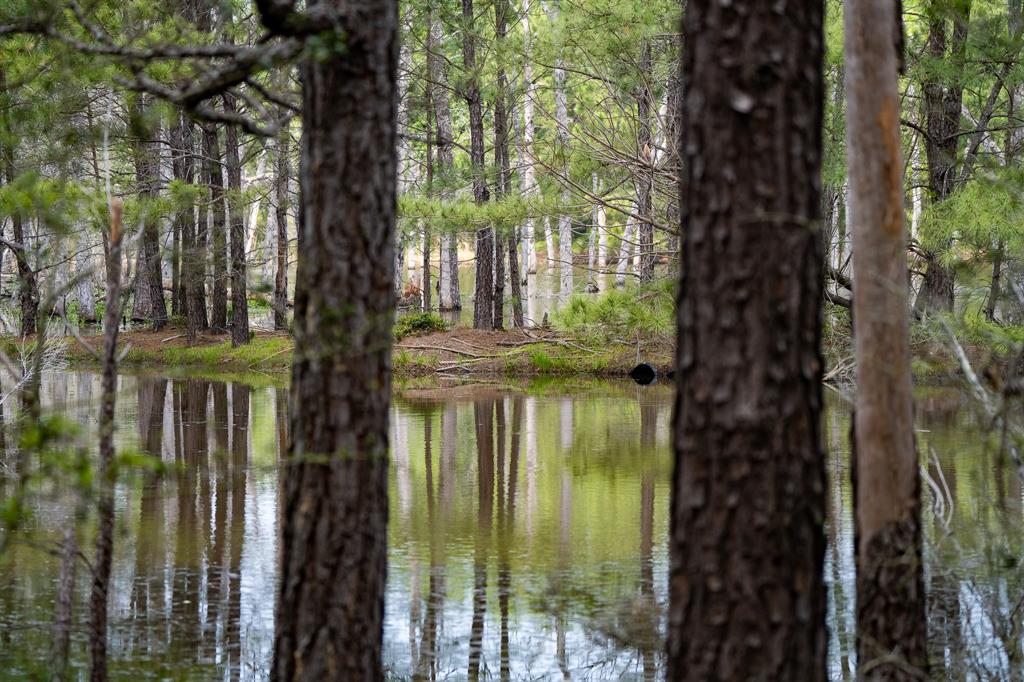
left=597, top=204, right=608, bottom=269
left=615, top=207, right=637, bottom=287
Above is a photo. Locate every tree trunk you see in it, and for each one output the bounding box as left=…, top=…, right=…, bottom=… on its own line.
left=426, top=8, right=460, bottom=312
left=170, top=115, right=201, bottom=343
left=636, top=41, right=655, bottom=283
left=545, top=0, right=573, bottom=300
left=223, top=96, right=250, bottom=346
left=615, top=208, right=636, bottom=288
left=668, top=0, right=827, bottom=678
left=0, top=68, right=38, bottom=337
left=520, top=0, right=539, bottom=277
left=130, top=95, right=167, bottom=330
left=204, top=124, right=229, bottom=332
left=270, top=0, right=398, bottom=678
left=917, top=0, right=971, bottom=315
left=90, top=200, right=124, bottom=682
left=463, top=0, right=493, bottom=329
left=274, top=123, right=290, bottom=331
left=847, top=2, right=929, bottom=675
left=493, top=0, right=513, bottom=328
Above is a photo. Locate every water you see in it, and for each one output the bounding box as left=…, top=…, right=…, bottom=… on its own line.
left=0, top=374, right=1021, bottom=680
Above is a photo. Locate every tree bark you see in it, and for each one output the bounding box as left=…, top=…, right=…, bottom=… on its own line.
left=636, top=41, right=655, bottom=283
left=130, top=95, right=167, bottom=330
left=270, top=0, right=398, bottom=678
left=545, top=0, right=573, bottom=300
left=0, top=67, right=39, bottom=337
left=463, top=0, right=493, bottom=329
left=223, top=95, right=250, bottom=346
left=204, top=124, right=229, bottom=332
left=668, top=0, right=827, bottom=678
left=847, top=1, right=929, bottom=674
left=274, top=124, right=290, bottom=331
left=917, top=0, right=971, bottom=315
left=170, top=114, right=201, bottom=343
left=428, top=6, right=461, bottom=311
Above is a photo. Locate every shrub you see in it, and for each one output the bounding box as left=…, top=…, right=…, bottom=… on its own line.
left=552, top=279, right=675, bottom=340
left=394, top=312, right=448, bottom=340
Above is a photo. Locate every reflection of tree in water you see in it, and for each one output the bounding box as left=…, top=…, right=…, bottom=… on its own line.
left=227, top=383, right=249, bottom=680
left=130, top=377, right=167, bottom=650
left=468, top=399, right=494, bottom=681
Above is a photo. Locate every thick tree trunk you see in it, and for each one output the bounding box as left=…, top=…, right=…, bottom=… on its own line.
left=274, top=124, right=290, bottom=331
left=492, top=0, right=513, bottom=328
left=270, top=0, right=398, bottom=678
left=917, top=0, right=971, bottom=315
left=463, top=0, right=493, bottom=329
left=847, top=1, right=928, bottom=674
left=223, top=96, right=250, bottom=346
left=668, top=0, right=827, bottom=678
left=204, top=124, right=229, bottom=332
left=130, top=96, right=167, bottom=330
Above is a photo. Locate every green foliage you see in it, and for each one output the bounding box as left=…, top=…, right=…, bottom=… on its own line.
left=394, top=312, right=448, bottom=340
left=553, top=279, right=675, bottom=341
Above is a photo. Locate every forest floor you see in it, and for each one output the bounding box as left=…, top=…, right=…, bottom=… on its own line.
left=49, top=326, right=675, bottom=380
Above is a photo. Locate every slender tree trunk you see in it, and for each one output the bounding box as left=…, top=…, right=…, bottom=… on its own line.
left=463, top=0, right=493, bottom=329
left=0, top=68, right=38, bottom=336
left=428, top=7, right=461, bottom=311
left=847, top=2, right=929, bottom=674
left=917, top=0, right=971, bottom=315
left=636, top=41, right=655, bottom=283
left=988, top=239, right=1004, bottom=321
left=545, top=0, right=573, bottom=300
left=171, top=115, right=201, bottom=343
left=130, top=95, right=167, bottom=329
left=520, top=1, right=539, bottom=277
left=90, top=200, right=124, bottom=682
left=615, top=209, right=636, bottom=288
left=668, top=0, right=827, bottom=678
left=223, top=96, right=250, bottom=346
left=270, top=0, right=398, bottom=678
left=274, top=123, right=290, bottom=330
left=204, top=124, right=229, bottom=332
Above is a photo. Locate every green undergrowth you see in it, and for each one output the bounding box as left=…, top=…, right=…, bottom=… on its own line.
left=394, top=312, right=448, bottom=340
left=553, top=279, right=675, bottom=342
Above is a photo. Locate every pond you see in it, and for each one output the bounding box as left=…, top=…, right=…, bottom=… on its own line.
left=0, top=372, right=1021, bottom=680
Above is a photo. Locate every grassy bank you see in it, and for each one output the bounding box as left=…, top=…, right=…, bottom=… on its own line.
left=45, top=323, right=672, bottom=380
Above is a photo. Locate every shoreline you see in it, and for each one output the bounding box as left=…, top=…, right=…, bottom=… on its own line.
left=31, top=327, right=675, bottom=380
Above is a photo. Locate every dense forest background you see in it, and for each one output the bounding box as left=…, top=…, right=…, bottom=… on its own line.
left=3, top=0, right=1024, bottom=680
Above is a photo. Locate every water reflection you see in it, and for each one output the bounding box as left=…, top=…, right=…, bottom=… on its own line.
left=0, top=375, right=673, bottom=679
left=2, top=375, right=1023, bottom=679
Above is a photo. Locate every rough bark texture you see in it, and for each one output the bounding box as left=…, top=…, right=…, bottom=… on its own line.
left=668, top=0, right=827, bottom=679
left=270, top=0, right=398, bottom=678
left=204, top=124, right=229, bottom=332
left=274, top=124, right=290, bottom=331
left=846, top=0, right=929, bottom=676
left=171, top=116, right=203, bottom=344
left=223, top=95, right=250, bottom=346
left=917, top=0, right=971, bottom=315
left=130, top=96, right=167, bottom=329
left=463, top=0, right=493, bottom=329
left=493, top=0, right=513, bottom=328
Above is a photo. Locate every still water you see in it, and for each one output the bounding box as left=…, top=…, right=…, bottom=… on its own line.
left=0, top=373, right=1021, bottom=680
